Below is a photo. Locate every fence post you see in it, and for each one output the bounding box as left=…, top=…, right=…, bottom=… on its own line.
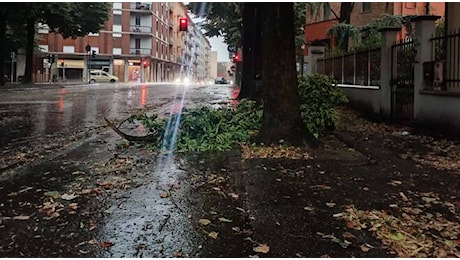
left=307, top=44, right=325, bottom=75
left=413, top=15, right=441, bottom=121
left=378, top=27, right=401, bottom=118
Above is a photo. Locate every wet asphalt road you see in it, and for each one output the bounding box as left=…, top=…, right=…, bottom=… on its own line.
left=0, top=82, right=238, bottom=148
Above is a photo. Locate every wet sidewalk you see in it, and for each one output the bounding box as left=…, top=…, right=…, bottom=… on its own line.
left=0, top=106, right=459, bottom=257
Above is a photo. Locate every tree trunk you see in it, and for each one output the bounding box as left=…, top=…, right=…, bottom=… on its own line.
left=248, top=4, right=263, bottom=102
left=339, top=3, right=354, bottom=23
left=0, top=13, right=6, bottom=86
left=22, top=15, right=35, bottom=84
left=237, top=3, right=255, bottom=100
left=257, top=3, right=313, bottom=146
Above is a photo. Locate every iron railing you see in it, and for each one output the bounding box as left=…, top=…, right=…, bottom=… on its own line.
left=317, top=48, right=381, bottom=86
left=130, top=48, right=151, bottom=55
left=390, top=37, right=415, bottom=125
left=130, top=25, right=152, bottom=34
left=130, top=3, right=151, bottom=11
left=430, top=28, right=460, bottom=91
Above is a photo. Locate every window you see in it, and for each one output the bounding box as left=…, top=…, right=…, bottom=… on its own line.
left=113, top=25, right=122, bottom=33
left=89, top=32, right=99, bottom=37
left=113, top=48, right=122, bottom=55
left=39, top=45, right=48, bottom=52
left=113, top=14, right=122, bottom=25
left=135, top=16, right=141, bottom=26
left=113, top=2, right=122, bottom=9
left=63, top=46, right=75, bottom=53
left=362, top=3, right=371, bottom=12
left=37, top=23, right=49, bottom=34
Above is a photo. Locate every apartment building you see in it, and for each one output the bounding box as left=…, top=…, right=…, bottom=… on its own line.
left=304, top=2, right=445, bottom=49
left=34, top=2, right=210, bottom=83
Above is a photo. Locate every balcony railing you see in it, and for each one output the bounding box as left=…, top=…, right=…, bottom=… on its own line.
left=130, top=48, right=151, bottom=55
left=130, top=25, right=152, bottom=34
left=130, top=3, right=151, bottom=11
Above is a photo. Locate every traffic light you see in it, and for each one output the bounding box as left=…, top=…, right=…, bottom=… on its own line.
left=92, top=50, right=96, bottom=58
left=232, top=54, right=240, bottom=63
left=47, top=54, right=55, bottom=64
left=179, top=17, right=188, bottom=31
left=60, top=59, right=64, bottom=67
left=142, top=60, right=149, bottom=68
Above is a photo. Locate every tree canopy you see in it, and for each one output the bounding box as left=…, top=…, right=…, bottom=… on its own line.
left=0, top=2, right=110, bottom=85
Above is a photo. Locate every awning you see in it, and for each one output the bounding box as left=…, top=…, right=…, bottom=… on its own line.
left=59, top=59, right=84, bottom=69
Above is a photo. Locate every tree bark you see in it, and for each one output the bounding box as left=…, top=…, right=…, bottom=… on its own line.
left=248, top=4, right=263, bottom=102
left=257, top=3, right=313, bottom=146
left=22, top=15, right=35, bottom=84
left=237, top=3, right=255, bottom=100
left=339, top=3, right=354, bottom=23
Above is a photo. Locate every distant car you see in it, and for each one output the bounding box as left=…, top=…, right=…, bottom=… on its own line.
left=215, top=77, right=228, bottom=84
left=89, top=70, right=118, bottom=84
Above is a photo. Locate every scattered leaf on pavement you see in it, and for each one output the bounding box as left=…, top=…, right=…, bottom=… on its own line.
left=44, top=191, right=59, bottom=197
left=68, top=203, right=78, bottom=210
left=325, top=203, right=336, bottom=208
left=100, top=241, right=114, bottom=249
left=218, top=217, right=233, bottom=223
left=253, top=244, right=270, bottom=254
left=62, top=193, right=79, bottom=200
left=208, top=231, right=219, bottom=239
left=160, top=191, right=171, bottom=198
left=13, top=215, right=31, bottom=221
left=199, top=219, right=211, bottom=226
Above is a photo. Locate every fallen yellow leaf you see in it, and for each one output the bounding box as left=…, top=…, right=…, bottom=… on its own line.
left=13, top=215, right=31, bottom=221
left=208, top=231, right=219, bottom=239
left=360, top=244, right=371, bottom=252
left=253, top=244, right=270, bottom=254
left=199, top=219, right=211, bottom=225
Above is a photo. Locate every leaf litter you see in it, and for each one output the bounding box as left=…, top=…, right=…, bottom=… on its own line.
left=336, top=193, right=460, bottom=257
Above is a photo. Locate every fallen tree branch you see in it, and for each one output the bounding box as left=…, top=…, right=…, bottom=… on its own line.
left=104, top=117, right=159, bottom=143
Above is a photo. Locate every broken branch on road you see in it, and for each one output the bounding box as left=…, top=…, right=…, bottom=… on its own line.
left=104, top=117, right=160, bottom=143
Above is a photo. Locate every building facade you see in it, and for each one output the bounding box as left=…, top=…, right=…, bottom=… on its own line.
left=305, top=2, right=445, bottom=48
left=33, top=2, right=210, bottom=83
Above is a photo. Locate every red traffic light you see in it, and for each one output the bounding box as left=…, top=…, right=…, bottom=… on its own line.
left=232, top=54, right=240, bottom=63
left=142, top=60, right=149, bottom=68
left=179, top=17, right=188, bottom=31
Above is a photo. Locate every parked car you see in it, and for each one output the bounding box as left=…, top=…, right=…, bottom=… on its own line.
left=89, top=70, right=118, bottom=84
left=214, top=77, right=229, bottom=84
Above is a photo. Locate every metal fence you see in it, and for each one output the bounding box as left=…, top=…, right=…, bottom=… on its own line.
left=317, top=48, right=381, bottom=86
left=430, top=28, right=460, bottom=91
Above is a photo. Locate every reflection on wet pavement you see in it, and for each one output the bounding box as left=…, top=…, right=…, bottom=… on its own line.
left=95, top=155, right=200, bottom=258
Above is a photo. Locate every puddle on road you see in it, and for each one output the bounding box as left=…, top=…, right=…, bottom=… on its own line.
left=94, top=154, right=201, bottom=258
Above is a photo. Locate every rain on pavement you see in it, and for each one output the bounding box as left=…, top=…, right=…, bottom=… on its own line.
left=0, top=82, right=239, bottom=257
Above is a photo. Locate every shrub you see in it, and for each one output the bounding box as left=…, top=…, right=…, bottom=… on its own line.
left=298, top=74, right=348, bottom=138
left=132, top=99, right=262, bottom=152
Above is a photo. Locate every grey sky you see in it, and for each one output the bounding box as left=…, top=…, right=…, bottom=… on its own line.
left=191, top=15, right=229, bottom=62
left=208, top=36, right=229, bottom=62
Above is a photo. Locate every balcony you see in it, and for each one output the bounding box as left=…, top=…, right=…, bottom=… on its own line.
left=169, top=37, right=174, bottom=46
left=130, top=48, right=151, bottom=55
left=130, top=25, right=152, bottom=35
left=130, top=2, right=152, bottom=12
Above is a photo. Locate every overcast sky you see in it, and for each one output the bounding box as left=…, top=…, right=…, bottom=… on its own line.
left=191, top=15, right=229, bottom=62
left=208, top=36, right=229, bottom=62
